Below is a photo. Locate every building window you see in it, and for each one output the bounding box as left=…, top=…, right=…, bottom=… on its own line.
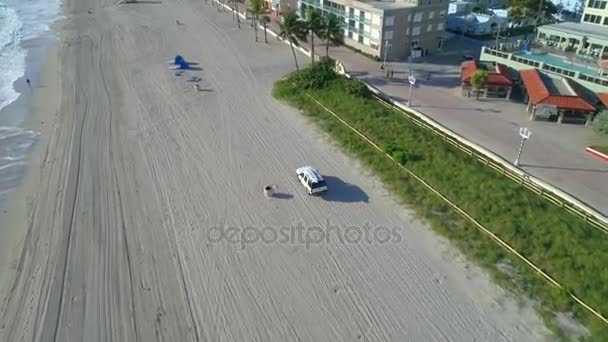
left=428, top=11, right=434, bottom=19
left=589, top=0, right=607, bottom=9
left=406, top=27, right=410, bottom=35
left=437, top=22, right=444, bottom=30
left=412, top=26, right=421, bottom=35
left=414, top=13, right=422, bottom=22
left=370, top=42, right=379, bottom=50
left=384, top=30, right=393, bottom=39
left=583, top=13, right=602, bottom=23
left=411, top=39, right=419, bottom=48
left=439, top=9, right=446, bottom=17
left=385, top=16, right=395, bottom=26
left=358, top=35, right=364, bottom=43
left=427, top=24, right=433, bottom=32
left=604, top=17, right=608, bottom=25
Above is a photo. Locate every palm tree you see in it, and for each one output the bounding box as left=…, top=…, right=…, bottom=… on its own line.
left=470, top=69, right=489, bottom=100
left=278, top=11, right=307, bottom=70
left=305, top=9, right=322, bottom=64
left=251, top=0, right=265, bottom=42
left=319, top=14, right=343, bottom=57
left=260, top=15, right=271, bottom=43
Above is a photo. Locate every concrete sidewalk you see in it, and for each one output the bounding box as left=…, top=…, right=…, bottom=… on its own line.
left=253, top=11, right=608, bottom=215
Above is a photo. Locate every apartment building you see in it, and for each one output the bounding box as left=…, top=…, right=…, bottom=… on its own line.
left=581, top=0, right=608, bottom=26
left=298, top=0, right=449, bottom=60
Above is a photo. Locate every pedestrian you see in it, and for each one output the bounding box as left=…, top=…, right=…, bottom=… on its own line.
left=390, top=70, right=394, bottom=78
left=26, top=78, right=31, bottom=88
left=426, top=72, right=431, bottom=82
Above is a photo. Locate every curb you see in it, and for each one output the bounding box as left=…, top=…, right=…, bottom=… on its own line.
left=586, top=146, right=608, bottom=162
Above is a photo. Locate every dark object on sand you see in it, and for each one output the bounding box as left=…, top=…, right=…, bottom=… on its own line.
left=264, top=185, right=275, bottom=197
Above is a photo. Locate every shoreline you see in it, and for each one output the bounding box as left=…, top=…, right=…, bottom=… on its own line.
left=0, top=10, right=63, bottom=310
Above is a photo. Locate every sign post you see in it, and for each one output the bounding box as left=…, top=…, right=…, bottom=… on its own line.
left=407, top=76, right=416, bottom=106
left=514, top=127, right=531, bottom=167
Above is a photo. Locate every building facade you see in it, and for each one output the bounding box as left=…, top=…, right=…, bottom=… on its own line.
left=581, top=0, right=608, bottom=26
left=536, top=0, right=608, bottom=61
left=298, top=0, right=449, bottom=60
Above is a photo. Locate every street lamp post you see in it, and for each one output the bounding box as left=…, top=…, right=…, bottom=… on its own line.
left=407, top=75, right=416, bottom=106
left=381, top=40, right=390, bottom=69
left=514, top=127, right=531, bottom=166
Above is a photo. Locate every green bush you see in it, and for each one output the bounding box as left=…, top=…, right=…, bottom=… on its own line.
left=593, top=110, right=608, bottom=135
left=288, top=57, right=337, bottom=89
left=339, top=78, right=372, bottom=98
left=273, top=77, right=608, bottom=340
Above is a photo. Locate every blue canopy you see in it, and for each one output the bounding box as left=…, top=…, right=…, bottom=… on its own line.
left=174, top=55, right=185, bottom=65
left=178, top=61, right=190, bottom=69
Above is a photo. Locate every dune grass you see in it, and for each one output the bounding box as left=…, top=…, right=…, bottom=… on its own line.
left=273, top=71, right=608, bottom=341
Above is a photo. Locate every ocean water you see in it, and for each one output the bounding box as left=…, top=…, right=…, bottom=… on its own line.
left=0, top=0, right=59, bottom=205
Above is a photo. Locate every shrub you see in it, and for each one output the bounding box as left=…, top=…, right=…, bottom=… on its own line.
left=593, top=110, right=608, bottom=135
left=288, top=57, right=338, bottom=89
left=342, top=79, right=372, bottom=98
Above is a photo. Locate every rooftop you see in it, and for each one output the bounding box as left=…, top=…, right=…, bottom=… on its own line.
left=359, top=0, right=416, bottom=10
left=537, top=22, right=608, bottom=42
left=461, top=60, right=513, bottom=86
left=520, top=69, right=596, bottom=112
left=514, top=51, right=604, bottom=77
left=598, top=93, right=608, bottom=107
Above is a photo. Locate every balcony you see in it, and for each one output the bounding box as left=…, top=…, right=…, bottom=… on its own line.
left=322, top=6, right=345, bottom=16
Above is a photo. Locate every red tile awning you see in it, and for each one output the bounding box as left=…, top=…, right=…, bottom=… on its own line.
left=461, top=61, right=513, bottom=87
left=597, top=93, right=608, bottom=108
left=519, top=69, right=596, bottom=112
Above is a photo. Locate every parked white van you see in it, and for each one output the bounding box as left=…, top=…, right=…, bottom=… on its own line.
left=296, top=166, right=328, bottom=195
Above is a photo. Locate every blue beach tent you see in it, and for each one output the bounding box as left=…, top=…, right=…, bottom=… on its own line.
left=174, top=55, right=185, bottom=65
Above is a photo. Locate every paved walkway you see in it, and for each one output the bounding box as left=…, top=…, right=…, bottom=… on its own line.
left=250, top=10, right=608, bottom=215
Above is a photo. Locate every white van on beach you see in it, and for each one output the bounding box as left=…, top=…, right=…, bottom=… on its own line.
left=296, top=166, right=328, bottom=195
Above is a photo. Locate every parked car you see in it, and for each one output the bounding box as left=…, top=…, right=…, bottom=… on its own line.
left=296, top=166, right=328, bottom=195
left=460, top=54, right=474, bottom=62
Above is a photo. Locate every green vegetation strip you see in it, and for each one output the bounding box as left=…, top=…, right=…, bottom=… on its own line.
left=273, top=66, right=608, bottom=340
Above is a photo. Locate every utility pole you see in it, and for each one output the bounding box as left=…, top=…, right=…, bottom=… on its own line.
left=408, top=10, right=416, bottom=76
left=532, top=0, right=545, bottom=41
left=381, top=39, right=390, bottom=69
left=514, top=127, right=531, bottom=166
left=495, top=21, right=502, bottom=48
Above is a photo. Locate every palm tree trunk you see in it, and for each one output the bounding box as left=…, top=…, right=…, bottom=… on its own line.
left=254, top=16, right=258, bottom=42
left=326, top=39, right=330, bottom=57
left=235, top=2, right=241, bottom=29
left=290, top=41, right=299, bottom=71
left=310, top=32, right=315, bottom=64
left=263, top=24, right=268, bottom=43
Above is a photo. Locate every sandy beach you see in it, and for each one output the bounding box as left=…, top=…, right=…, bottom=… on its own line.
left=0, top=0, right=551, bottom=340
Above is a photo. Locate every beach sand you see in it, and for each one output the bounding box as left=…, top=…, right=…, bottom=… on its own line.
left=0, top=0, right=551, bottom=340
